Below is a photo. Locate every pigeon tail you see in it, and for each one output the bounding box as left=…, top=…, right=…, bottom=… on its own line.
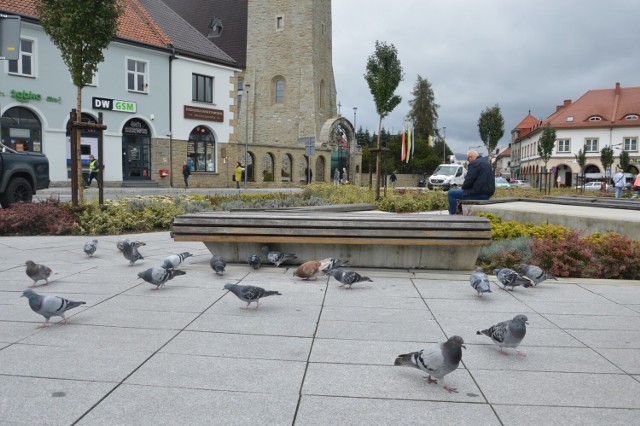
left=263, top=290, right=282, bottom=297
left=394, top=351, right=420, bottom=367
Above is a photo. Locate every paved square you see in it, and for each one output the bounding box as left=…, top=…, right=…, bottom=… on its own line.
left=1, top=232, right=639, bottom=424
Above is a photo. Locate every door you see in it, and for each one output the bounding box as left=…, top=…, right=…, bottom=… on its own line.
left=121, top=118, right=151, bottom=180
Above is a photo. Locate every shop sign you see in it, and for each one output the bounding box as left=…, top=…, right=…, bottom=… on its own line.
left=183, top=105, right=223, bottom=122
left=7, top=89, right=61, bottom=103
left=92, top=96, right=137, bottom=113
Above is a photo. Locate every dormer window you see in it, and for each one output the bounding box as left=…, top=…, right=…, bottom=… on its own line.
left=566, top=116, right=574, bottom=122
left=625, top=114, right=639, bottom=120
left=207, top=17, right=223, bottom=38
left=588, top=116, right=602, bottom=122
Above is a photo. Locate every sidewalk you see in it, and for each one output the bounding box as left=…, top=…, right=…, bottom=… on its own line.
left=1, top=232, right=639, bottom=425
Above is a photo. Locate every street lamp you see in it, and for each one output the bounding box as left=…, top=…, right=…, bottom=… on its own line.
left=351, top=107, right=357, bottom=182
left=469, top=144, right=483, bottom=153
left=442, top=126, right=447, bottom=163
left=243, top=83, right=250, bottom=189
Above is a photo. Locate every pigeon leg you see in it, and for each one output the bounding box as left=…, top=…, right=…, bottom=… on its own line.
left=62, top=316, right=69, bottom=325
left=255, top=301, right=261, bottom=309
left=337, top=284, right=345, bottom=288
left=499, top=348, right=510, bottom=356
left=423, top=375, right=438, bottom=384
left=516, top=350, right=527, bottom=357
left=443, top=385, right=459, bottom=393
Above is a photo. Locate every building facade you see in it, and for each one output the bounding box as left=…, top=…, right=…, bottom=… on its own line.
left=511, top=83, right=640, bottom=186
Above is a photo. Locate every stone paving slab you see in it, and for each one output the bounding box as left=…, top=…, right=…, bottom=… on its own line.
left=2, top=231, right=640, bottom=425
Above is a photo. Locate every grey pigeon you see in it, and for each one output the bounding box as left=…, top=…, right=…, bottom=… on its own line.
left=210, top=254, right=226, bottom=275
left=477, top=314, right=529, bottom=357
left=138, top=267, right=186, bottom=289
left=261, top=245, right=297, bottom=267
left=224, top=283, right=282, bottom=309
left=493, top=268, right=533, bottom=290
left=21, top=289, right=85, bottom=328
left=162, top=252, right=193, bottom=269
left=394, top=336, right=466, bottom=393
left=327, top=267, right=372, bottom=288
left=520, top=263, right=557, bottom=286
left=470, top=267, right=492, bottom=296
left=319, top=257, right=349, bottom=273
left=122, top=240, right=144, bottom=266
left=247, top=254, right=262, bottom=269
left=25, top=260, right=55, bottom=286
left=83, top=239, right=98, bottom=257
left=116, top=238, right=129, bottom=252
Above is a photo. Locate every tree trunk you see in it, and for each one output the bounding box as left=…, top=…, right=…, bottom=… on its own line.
left=76, top=85, right=84, bottom=203
left=375, top=117, right=383, bottom=200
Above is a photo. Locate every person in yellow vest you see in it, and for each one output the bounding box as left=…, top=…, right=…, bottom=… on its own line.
left=234, top=161, right=244, bottom=189
left=87, top=155, right=100, bottom=187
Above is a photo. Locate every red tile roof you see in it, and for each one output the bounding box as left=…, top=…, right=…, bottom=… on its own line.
left=1, top=0, right=170, bottom=48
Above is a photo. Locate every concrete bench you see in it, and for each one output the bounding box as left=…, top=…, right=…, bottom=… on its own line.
left=171, top=211, right=491, bottom=270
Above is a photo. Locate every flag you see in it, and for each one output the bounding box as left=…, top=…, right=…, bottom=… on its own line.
left=410, top=121, right=415, bottom=159
left=401, top=120, right=406, bottom=161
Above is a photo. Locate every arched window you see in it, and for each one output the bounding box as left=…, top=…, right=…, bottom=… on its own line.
left=1, top=107, right=42, bottom=152
left=275, top=78, right=285, bottom=104
left=315, top=156, right=326, bottom=182
left=245, top=152, right=255, bottom=181
left=298, top=158, right=308, bottom=182
left=281, top=154, right=293, bottom=181
left=262, top=152, right=274, bottom=181
left=187, top=126, right=215, bottom=172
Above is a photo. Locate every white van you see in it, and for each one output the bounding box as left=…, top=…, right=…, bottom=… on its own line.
left=427, top=164, right=467, bottom=191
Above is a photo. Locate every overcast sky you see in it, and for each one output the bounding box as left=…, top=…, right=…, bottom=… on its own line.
left=332, top=0, right=640, bottom=155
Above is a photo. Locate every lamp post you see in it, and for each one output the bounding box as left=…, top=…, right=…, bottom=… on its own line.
left=442, top=126, right=447, bottom=163
left=243, top=83, right=250, bottom=190
left=469, top=144, right=483, bottom=153
left=351, top=107, right=357, bottom=183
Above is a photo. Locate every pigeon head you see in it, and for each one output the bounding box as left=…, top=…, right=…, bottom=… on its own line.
left=161, top=259, right=174, bottom=269
left=513, top=314, right=529, bottom=325
left=25, top=260, right=35, bottom=267
left=223, top=283, right=236, bottom=291
left=447, top=335, right=466, bottom=349
left=21, top=289, right=38, bottom=299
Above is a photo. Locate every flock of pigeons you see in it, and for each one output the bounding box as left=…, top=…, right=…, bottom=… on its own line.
left=20, top=237, right=557, bottom=394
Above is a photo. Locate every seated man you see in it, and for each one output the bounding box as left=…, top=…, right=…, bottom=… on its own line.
left=447, top=150, right=495, bottom=215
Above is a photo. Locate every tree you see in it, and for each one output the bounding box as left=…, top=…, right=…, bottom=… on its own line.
left=575, top=146, right=587, bottom=187
left=355, top=126, right=371, bottom=146
left=537, top=123, right=556, bottom=171
left=619, top=150, right=630, bottom=172
left=408, top=75, right=439, bottom=140
left=37, top=0, right=123, bottom=203
left=364, top=40, right=403, bottom=199
left=477, top=104, right=505, bottom=157
left=600, top=146, right=615, bottom=182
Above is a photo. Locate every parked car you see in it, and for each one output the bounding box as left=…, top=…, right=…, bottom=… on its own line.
left=510, top=179, right=531, bottom=188
left=495, top=177, right=511, bottom=188
left=0, top=142, right=50, bottom=208
left=581, top=182, right=605, bottom=191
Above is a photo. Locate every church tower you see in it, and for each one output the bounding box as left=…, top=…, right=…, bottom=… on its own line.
left=239, top=0, right=347, bottom=184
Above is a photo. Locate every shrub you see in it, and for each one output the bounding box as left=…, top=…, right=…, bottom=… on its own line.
left=477, top=237, right=533, bottom=270
left=586, top=232, right=640, bottom=279
left=0, top=198, right=76, bottom=235
left=530, top=229, right=594, bottom=277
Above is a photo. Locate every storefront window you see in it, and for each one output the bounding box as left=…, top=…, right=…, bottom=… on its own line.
left=187, top=126, right=215, bottom=172
left=1, top=107, right=42, bottom=152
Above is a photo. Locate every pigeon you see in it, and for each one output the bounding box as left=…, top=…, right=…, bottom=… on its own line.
left=262, top=245, right=297, bottom=267
left=318, top=257, right=349, bottom=274
left=394, top=336, right=466, bottom=393
left=519, top=263, right=558, bottom=286
left=210, top=254, right=226, bottom=275
left=293, top=260, right=322, bottom=280
left=83, top=239, right=98, bottom=257
left=493, top=268, right=533, bottom=290
left=327, top=267, right=372, bottom=288
left=138, top=267, right=186, bottom=289
left=122, top=240, right=144, bottom=266
left=21, top=289, right=86, bottom=328
left=162, top=252, right=193, bottom=270
left=477, top=314, right=529, bottom=357
left=25, top=260, right=55, bottom=286
left=224, top=283, right=282, bottom=309
left=470, top=267, right=492, bottom=296
left=247, top=254, right=262, bottom=269
left=116, top=238, right=129, bottom=252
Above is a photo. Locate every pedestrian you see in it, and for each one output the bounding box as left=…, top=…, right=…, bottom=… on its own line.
left=556, top=175, right=562, bottom=188
left=234, top=161, right=244, bottom=189
left=182, top=160, right=191, bottom=189
left=390, top=171, right=397, bottom=186
left=342, top=167, right=347, bottom=183
left=86, top=154, right=100, bottom=187
left=333, top=168, right=340, bottom=186
left=447, top=150, right=495, bottom=215
left=613, top=167, right=625, bottom=199
left=634, top=173, right=640, bottom=197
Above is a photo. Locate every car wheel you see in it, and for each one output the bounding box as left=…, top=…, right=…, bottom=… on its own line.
left=0, top=177, right=33, bottom=208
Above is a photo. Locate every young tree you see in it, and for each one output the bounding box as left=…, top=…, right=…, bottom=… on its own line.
left=537, top=123, right=556, bottom=171
left=575, top=146, right=587, bottom=187
left=408, top=75, right=439, bottom=140
left=364, top=40, right=403, bottom=199
left=477, top=104, right=505, bottom=157
left=619, top=150, right=630, bottom=172
left=37, top=0, right=123, bottom=203
left=600, top=146, right=615, bottom=183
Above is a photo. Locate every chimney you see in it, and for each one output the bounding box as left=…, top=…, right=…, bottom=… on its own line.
left=615, top=82, right=621, bottom=95
left=564, top=99, right=571, bottom=107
